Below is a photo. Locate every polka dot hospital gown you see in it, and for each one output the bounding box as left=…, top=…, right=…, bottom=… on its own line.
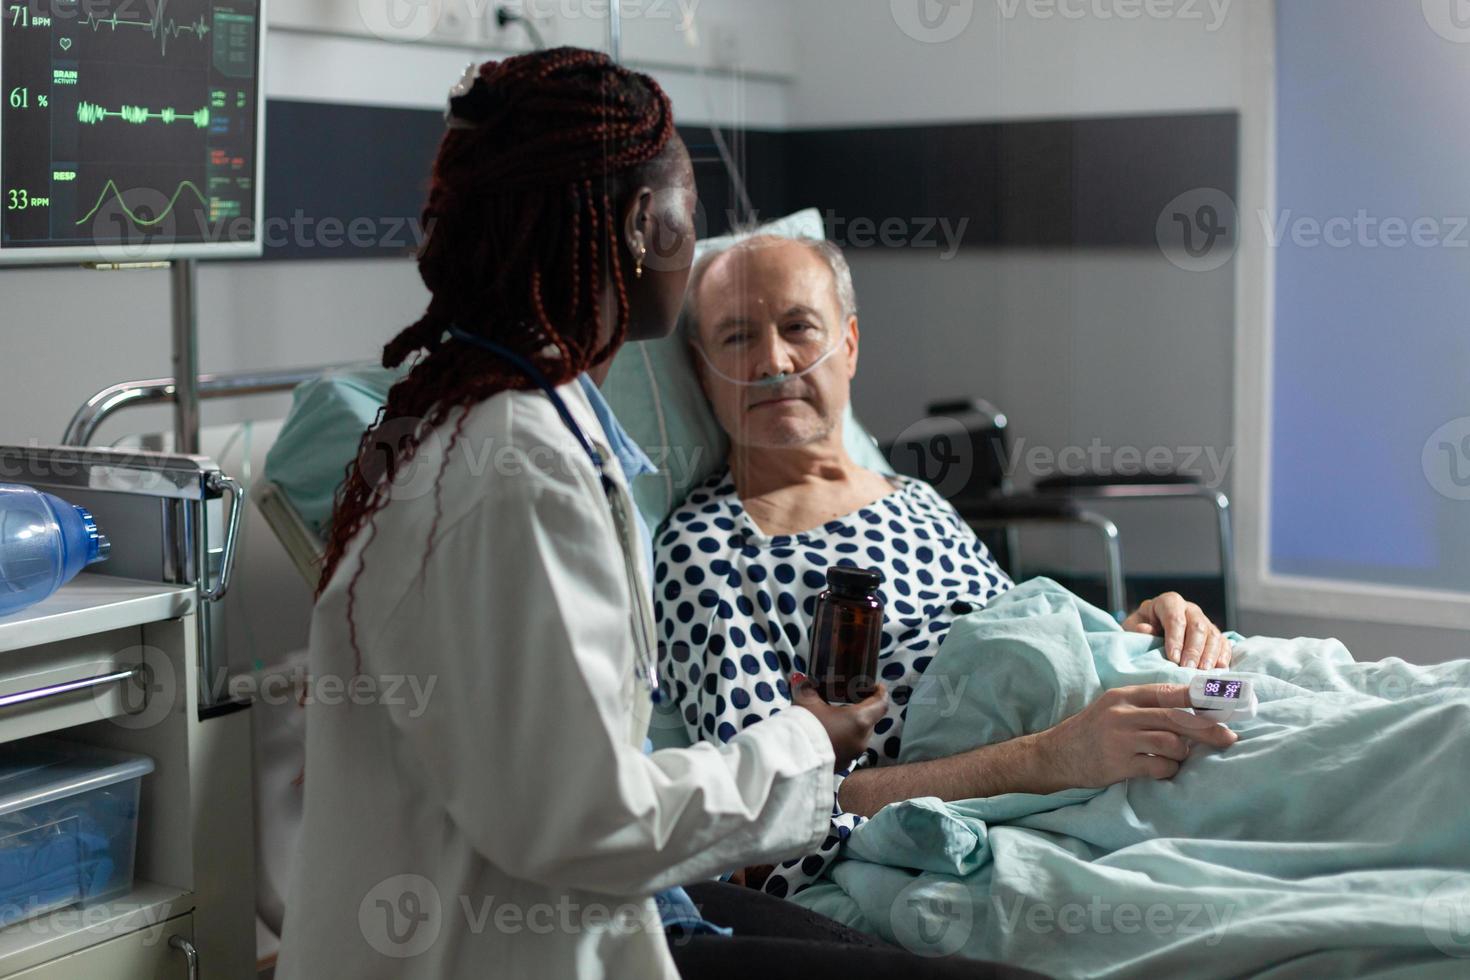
left=653, top=467, right=1013, bottom=898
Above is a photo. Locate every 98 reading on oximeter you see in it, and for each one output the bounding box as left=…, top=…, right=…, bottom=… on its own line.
left=1202, top=679, right=1244, bottom=700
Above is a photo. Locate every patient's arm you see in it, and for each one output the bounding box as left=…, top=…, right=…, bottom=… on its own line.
left=838, top=684, right=1240, bottom=818
left=837, top=733, right=1053, bottom=818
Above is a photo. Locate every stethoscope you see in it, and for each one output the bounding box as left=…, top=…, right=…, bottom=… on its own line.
left=447, top=324, right=663, bottom=703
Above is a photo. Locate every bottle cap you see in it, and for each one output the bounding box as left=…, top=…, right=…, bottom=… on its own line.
left=827, top=565, right=883, bottom=598
left=74, top=505, right=111, bottom=564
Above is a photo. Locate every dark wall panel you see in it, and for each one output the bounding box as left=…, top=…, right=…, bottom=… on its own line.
left=785, top=113, right=1239, bottom=249
left=261, top=103, right=783, bottom=258
left=261, top=100, right=1237, bottom=260
left=682, top=128, right=790, bottom=237
left=263, top=100, right=445, bottom=260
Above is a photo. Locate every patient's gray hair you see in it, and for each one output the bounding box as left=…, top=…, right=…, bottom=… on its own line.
left=679, top=233, right=858, bottom=340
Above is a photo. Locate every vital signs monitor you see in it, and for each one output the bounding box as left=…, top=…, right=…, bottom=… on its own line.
left=0, top=0, right=263, bottom=264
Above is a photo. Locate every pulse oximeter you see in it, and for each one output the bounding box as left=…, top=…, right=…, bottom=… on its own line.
left=1188, top=675, right=1257, bottom=723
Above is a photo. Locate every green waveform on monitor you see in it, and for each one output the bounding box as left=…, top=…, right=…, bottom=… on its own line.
left=76, top=100, right=209, bottom=128
left=74, top=179, right=209, bottom=228
left=80, top=0, right=211, bottom=57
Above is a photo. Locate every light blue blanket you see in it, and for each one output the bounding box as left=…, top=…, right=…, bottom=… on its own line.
left=791, top=579, right=1470, bottom=978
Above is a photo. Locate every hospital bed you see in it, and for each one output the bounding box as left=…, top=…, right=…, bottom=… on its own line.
left=42, top=210, right=1240, bottom=977
left=47, top=364, right=1237, bottom=978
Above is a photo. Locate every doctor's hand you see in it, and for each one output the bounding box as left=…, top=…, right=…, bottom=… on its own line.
left=1032, top=684, right=1238, bottom=792
left=1123, top=592, right=1231, bottom=670
left=790, top=673, right=888, bottom=773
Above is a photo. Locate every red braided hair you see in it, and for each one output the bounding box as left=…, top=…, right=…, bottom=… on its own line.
left=317, top=48, right=677, bottom=666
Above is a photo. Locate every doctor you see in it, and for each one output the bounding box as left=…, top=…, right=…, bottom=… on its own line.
left=274, top=49, right=894, bottom=980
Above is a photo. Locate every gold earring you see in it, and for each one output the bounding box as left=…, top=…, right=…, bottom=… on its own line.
left=635, top=242, right=647, bottom=279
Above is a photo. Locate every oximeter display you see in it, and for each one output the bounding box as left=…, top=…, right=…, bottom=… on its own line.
left=1190, top=675, right=1256, bottom=723
left=1202, top=679, right=1243, bottom=700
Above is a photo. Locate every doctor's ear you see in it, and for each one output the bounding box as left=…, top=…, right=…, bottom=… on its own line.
left=622, top=187, right=656, bottom=280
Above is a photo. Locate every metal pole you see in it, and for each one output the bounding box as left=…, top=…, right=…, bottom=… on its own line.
left=608, top=0, right=621, bottom=62
left=170, top=259, right=201, bottom=455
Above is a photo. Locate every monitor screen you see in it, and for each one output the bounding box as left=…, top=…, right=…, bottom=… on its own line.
left=0, top=0, right=263, bottom=264
left=1202, top=678, right=1243, bottom=701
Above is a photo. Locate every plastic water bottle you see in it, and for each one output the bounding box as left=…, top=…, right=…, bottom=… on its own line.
left=0, top=484, right=111, bottom=618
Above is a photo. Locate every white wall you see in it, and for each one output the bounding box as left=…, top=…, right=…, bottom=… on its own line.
left=789, top=0, right=1246, bottom=126
left=0, top=259, right=427, bottom=448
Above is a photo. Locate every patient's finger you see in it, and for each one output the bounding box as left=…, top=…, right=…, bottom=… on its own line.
left=1196, top=631, right=1222, bottom=671
left=1131, top=755, right=1182, bottom=781
left=1158, top=595, right=1188, bottom=663
left=1120, top=683, right=1194, bottom=710
left=1133, top=707, right=1238, bottom=748
left=1210, top=632, right=1232, bottom=670
left=1181, top=613, right=1211, bottom=669
left=1218, top=643, right=1233, bottom=669
left=1137, top=731, right=1190, bottom=762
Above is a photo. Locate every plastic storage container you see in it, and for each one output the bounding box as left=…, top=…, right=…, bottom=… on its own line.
left=0, top=739, right=153, bottom=928
left=0, top=484, right=111, bottom=618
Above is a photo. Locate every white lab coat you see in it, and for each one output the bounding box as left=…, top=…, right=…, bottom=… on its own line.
left=275, top=380, right=836, bottom=980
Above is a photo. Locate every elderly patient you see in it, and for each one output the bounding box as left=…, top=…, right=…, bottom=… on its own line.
left=654, top=234, right=1235, bottom=899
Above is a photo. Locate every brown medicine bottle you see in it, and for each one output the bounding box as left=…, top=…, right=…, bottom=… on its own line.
left=810, top=566, right=885, bottom=704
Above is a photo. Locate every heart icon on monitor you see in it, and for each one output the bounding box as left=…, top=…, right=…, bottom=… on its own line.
left=59, top=38, right=71, bottom=51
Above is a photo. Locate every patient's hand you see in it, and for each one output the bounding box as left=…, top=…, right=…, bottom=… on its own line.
left=1035, top=684, right=1238, bottom=792
left=1124, top=592, right=1231, bottom=669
